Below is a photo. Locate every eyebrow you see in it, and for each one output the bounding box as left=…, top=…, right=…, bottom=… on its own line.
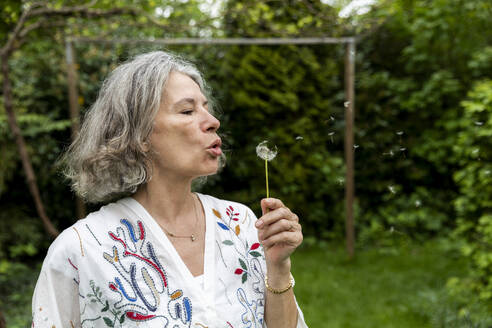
left=173, top=97, right=208, bottom=108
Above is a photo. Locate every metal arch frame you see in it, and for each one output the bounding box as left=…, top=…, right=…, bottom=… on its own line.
left=65, top=36, right=357, bottom=258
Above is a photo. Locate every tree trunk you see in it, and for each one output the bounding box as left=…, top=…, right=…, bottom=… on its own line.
left=1, top=55, right=59, bottom=238
left=65, top=40, right=86, bottom=220
left=0, top=309, right=6, bottom=328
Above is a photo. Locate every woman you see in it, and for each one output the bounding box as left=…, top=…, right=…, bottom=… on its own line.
left=32, top=51, right=307, bottom=328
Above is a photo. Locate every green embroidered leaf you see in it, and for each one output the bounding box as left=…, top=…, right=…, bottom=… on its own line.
left=222, top=240, right=234, bottom=245
left=96, top=286, right=100, bottom=292
left=249, top=251, right=262, bottom=257
left=120, top=314, right=125, bottom=323
left=239, top=258, right=247, bottom=270
left=242, top=272, right=248, bottom=284
left=99, top=291, right=102, bottom=297
left=87, top=293, right=94, bottom=297
left=101, top=300, right=109, bottom=312
left=91, top=299, right=97, bottom=303
left=103, top=317, right=114, bottom=327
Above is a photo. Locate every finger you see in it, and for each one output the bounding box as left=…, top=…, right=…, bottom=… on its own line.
left=261, top=198, right=285, bottom=215
left=262, top=230, right=303, bottom=248
left=256, top=207, right=292, bottom=228
left=258, top=219, right=300, bottom=241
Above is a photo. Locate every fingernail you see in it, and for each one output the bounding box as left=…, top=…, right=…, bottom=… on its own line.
left=255, top=219, right=263, bottom=228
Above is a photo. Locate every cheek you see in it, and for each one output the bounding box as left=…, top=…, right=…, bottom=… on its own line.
left=151, top=120, right=197, bottom=149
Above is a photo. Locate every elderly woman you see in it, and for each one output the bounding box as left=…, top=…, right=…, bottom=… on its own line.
left=32, top=51, right=307, bottom=328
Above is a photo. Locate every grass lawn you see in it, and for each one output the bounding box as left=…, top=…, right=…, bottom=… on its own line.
left=291, top=240, right=467, bottom=328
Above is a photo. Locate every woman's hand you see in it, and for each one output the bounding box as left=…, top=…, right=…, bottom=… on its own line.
left=255, top=198, right=303, bottom=271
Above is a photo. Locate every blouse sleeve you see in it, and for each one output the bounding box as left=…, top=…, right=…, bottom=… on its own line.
left=32, top=228, right=81, bottom=328
left=245, top=208, right=309, bottom=328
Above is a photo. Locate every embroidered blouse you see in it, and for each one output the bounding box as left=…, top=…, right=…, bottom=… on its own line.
left=32, top=193, right=308, bottom=328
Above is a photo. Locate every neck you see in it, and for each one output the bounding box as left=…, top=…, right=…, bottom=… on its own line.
left=132, top=170, right=196, bottom=229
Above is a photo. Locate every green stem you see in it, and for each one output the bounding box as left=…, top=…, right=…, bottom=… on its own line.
left=265, top=159, right=269, bottom=198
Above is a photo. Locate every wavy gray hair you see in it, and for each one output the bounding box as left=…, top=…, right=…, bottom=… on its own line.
left=61, top=51, right=222, bottom=203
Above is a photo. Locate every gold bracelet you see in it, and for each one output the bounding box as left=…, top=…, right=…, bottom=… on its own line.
left=265, top=273, right=295, bottom=294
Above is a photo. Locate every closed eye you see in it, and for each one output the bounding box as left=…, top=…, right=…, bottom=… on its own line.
left=182, top=110, right=193, bottom=115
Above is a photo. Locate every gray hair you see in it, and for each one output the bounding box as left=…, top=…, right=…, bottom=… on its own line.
left=61, top=51, right=222, bottom=203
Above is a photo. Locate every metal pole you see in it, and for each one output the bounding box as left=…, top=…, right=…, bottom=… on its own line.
left=71, top=36, right=356, bottom=45
left=65, top=40, right=86, bottom=219
left=344, top=41, right=356, bottom=259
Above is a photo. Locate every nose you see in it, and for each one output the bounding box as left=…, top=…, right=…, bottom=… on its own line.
left=202, top=109, right=220, bottom=133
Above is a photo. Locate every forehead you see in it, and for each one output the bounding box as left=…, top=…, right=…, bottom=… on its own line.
left=163, top=71, right=204, bottom=102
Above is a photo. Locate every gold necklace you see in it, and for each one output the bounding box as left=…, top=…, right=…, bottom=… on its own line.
left=160, top=193, right=200, bottom=242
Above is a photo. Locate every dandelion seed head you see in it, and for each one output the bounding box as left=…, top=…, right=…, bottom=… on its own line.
left=388, top=185, right=396, bottom=194
left=415, top=200, right=422, bottom=207
left=256, top=140, right=278, bottom=161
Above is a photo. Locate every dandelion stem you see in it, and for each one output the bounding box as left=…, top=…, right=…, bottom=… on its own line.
left=265, top=159, right=269, bottom=198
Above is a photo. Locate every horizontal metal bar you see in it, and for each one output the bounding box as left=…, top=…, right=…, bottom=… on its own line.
left=69, top=37, right=356, bottom=45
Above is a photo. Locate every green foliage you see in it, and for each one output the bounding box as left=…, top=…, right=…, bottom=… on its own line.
left=447, top=80, right=492, bottom=310
left=0, top=261, right=39, bottom=327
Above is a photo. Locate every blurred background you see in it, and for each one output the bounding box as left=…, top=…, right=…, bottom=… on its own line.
left=0, top=0, right=491, bottom=327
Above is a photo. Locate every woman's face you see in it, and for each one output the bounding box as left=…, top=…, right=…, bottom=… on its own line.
left=149, top=71, right=222, bottom=179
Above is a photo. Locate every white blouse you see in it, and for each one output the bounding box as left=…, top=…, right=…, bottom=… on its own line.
left=32, top=193, right=308, bottom=328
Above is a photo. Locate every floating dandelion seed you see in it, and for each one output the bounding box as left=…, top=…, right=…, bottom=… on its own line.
left=415, top=200, right=422, bottom=207
left=485, top=170, right=491, bottom=175
left=400, top=147, right=406, bottom=152
left=295, top=136, right=304, bottom=141
left=330, top=116, right=335, bottom=121
left=337, top=177, right=344, bottom=185
left=472, top=148, right=480, bottom=155
left=390, top=226, right=394, bottom=234
left=344, top=101, right=350, bottom=108
left=396, top=131, right=404, bottom=136
left=383, top=150, right=395, bottom=157
left=353, top=144, right=359, bottom=149
left=388, top=185, right=396, bottom=194
left=475, top=121, right=484, bottom=126
left=256, top=140, right=278, bottom=198
left=328, top=132, right=335, bottom=143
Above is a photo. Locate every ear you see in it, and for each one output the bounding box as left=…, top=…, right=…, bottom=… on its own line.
left=141, top=141, right=151, bottom=152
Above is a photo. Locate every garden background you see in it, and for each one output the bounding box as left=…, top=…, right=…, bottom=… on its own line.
left=0, top=0, right=491, bottom=327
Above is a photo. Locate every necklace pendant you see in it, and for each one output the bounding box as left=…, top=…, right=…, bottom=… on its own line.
left=191, top=234, right=195, bottom=242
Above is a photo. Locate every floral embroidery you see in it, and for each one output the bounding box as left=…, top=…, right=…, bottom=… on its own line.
left=214, top=204, right=266, bottom=326
left=214, top=205, right=264, bottom=284
left=80, top=218, right=193, bottom=327
left=237, top=287, right=264, bottom=328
